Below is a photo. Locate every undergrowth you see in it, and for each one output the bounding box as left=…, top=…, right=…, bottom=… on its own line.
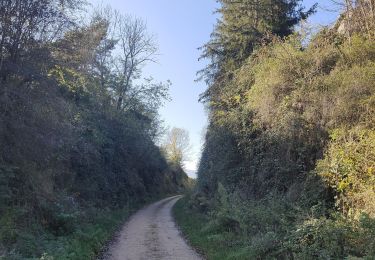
left=0, top=196, right=164, bottom=260
left=174, top=195, right=375, bottom=260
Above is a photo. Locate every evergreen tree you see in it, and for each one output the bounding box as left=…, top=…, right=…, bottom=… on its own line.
left=198, top=0, right=316, bottom=101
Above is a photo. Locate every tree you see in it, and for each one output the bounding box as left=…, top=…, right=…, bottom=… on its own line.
left=112, top=14, right=158, bottom=110
left=90, top=7, right=119, bottom=91
left=89, top=8, right=170, bottom=116
left=0, top=0, right=82, bottom=81
left=162, top=128, right=191, bottom=167
left=198, top=0, right=316, bottom=102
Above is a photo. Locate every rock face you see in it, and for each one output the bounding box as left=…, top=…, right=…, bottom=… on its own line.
left=335, top=0, right=375, bottom=36
left=336, top=12, right=353, bottom=36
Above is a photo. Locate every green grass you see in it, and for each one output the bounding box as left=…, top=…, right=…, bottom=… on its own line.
left=48, top=208, right=131, bottom=260
left=0, top=207, right=133, bottom=260
left=173, top=197, right=247, bottom=260
left=1, top=195, right=170, bottom=260
left=174, top=196, right=375, bottom=260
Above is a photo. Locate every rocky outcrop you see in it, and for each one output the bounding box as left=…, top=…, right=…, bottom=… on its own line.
left=335, top=0, right=375, bottom=36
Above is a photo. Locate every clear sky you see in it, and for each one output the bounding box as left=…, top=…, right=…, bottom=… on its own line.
left=88, top=0, right=340, bottom=178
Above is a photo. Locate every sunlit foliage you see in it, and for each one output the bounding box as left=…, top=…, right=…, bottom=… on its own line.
left=192, top=0, right=375, bottom=258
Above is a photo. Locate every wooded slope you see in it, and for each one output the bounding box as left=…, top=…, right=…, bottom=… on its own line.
left=0, top=1, right=188, bottom=258
left=192, top=0, right=375, bottom=258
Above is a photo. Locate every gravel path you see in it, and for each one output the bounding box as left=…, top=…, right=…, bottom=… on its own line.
left=104, top=196, right=202, bottom=260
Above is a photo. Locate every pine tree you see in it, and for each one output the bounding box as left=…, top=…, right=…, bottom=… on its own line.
left=198, top=0, right=316, bottom=102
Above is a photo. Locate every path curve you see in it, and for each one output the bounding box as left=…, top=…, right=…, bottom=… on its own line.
left=104, top=196, right=202, bottom=260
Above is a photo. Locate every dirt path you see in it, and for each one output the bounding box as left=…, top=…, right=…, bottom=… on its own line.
left=103, top=196, right=202, bottom=260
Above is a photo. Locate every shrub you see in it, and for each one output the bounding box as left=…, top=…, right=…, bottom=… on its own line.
left=317, top=128, right=375, bottom=217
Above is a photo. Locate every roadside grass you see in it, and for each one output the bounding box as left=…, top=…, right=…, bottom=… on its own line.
left=1, top=195, right=170, bottom=260
left=173, top=197, right=246, bottom=260
left=1, top=207, right=134, bottom=260
left=46, top=207, right=131, bottom=260
left=174, top=195, right=375, bottom=260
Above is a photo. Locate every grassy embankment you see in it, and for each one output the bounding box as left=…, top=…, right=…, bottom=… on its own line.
left=173, top=196, right=247, bottom=260
left=1, top=196, right=168, bottom=260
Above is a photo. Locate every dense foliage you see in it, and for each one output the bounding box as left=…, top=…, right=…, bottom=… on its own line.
left=189, top=0, right=375, bottom=258
left=0, top=1, right=188, bottom=258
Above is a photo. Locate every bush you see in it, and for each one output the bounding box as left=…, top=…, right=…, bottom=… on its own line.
left=287, top=213, right=375, bottom=259
left=317, top=128, right=375, bottom=217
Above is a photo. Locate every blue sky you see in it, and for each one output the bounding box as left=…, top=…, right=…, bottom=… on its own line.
left=88, top=0, right=340, bottom=178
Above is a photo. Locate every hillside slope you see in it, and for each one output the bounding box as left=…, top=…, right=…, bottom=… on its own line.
left=181, top=1, right=375, bottom=259
left=0, top=1, right=188, bottom=258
